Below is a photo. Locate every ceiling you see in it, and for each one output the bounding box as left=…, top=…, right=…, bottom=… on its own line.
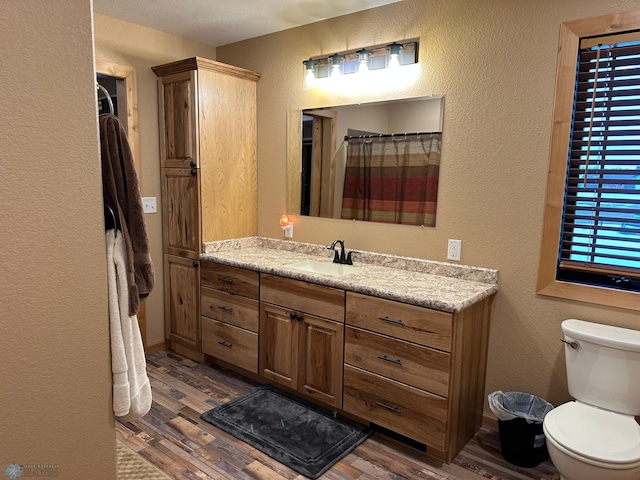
left=93, top=0, right=402, bottom=47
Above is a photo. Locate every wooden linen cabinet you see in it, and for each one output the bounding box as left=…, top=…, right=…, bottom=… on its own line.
left=153, top=57, right=260, bottom=361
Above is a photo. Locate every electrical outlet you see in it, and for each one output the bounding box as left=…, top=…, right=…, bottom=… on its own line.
left=447, top=239, right=462, bottom=261
left=142, top=197, right=157, bottom=214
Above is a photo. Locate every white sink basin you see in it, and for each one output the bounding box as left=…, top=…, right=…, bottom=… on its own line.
left=285, top=260, right=362, bottom=277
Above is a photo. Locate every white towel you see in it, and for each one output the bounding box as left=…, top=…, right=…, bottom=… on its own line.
left=107, top=229, right=152, bottom=420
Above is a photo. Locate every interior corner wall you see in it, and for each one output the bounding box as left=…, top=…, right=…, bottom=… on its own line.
left=216, top=0, right=640, bottom=410
left=0, top=1, right=116, bottom=477
left=93, top=13, right=218, bottom=346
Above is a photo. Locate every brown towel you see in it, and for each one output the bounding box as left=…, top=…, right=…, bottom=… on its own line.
left=100, top=114, right=154, bottom=315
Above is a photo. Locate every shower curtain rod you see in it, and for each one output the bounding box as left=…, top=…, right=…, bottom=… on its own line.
left=344, top=131, right=441, bottom=141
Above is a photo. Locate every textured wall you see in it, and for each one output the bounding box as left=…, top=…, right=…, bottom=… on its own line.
left=216, top=0, right=640, bottom=409
left=0, top=0, right=116, bottom=477
left=94, top=14, right=218, bottom=345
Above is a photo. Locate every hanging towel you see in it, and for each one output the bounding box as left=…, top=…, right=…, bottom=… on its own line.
left=107, top=228, right=152, bottom=421
left=100, top=113, right=154, bottom=315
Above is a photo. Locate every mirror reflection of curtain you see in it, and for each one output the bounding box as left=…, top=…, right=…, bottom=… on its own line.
left=340, top=133, right=441, bottom=226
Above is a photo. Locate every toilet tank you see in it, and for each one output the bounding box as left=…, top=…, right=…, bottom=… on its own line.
left=562, top=319, right=640, bottom=416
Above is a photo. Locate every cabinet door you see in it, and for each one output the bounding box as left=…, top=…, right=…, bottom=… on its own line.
left=259, top=303, right=299, bottom=390
left=161, top=168, right=200, bottom=258
left=300, top=314, right=344, bottom=409
left=157, top=71, right=198, bottom=169
left=165, top=255, right=201, bottom=360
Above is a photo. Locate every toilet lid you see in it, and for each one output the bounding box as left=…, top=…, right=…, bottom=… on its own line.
left=544, top=401, right=640, bottom=464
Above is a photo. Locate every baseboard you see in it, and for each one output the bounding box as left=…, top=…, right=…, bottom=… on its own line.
left=145, top=340, right=167, bottom=354
left=482, top=411, right=499, bottom=432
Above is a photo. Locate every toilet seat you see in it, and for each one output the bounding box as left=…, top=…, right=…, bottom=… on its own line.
left=544, top=401, right=640, bottom=466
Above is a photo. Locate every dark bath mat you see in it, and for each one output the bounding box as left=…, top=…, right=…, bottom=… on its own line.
left=200, top=384, right=371, bottom=479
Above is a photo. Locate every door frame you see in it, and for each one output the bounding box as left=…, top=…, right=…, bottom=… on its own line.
left=96, top=60, right=140, bottom=172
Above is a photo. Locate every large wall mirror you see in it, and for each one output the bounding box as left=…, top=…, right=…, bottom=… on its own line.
left=286, top=96, right=444, bottom=226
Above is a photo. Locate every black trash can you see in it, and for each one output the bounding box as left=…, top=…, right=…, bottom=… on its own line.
left=488, top=391, right=553, bottom=468
left=498, top=417, right=549, bottom=467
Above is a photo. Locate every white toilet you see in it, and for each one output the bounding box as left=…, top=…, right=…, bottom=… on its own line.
left=543, top=319, right=640, bottom=480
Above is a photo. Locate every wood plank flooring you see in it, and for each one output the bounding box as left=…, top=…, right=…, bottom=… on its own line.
left=116, top=351, right=560, bottom=480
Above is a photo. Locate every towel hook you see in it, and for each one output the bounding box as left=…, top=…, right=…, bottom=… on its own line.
left=97, top=82, right=114, bottom=114
left=104, top=202, right=118, bottom=231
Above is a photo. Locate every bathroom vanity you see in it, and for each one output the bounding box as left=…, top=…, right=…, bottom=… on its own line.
left=197, top=237, right=497, bottom=463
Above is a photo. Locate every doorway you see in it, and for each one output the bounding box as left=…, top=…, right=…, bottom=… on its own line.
left=96, top=60, right=147, bottom=349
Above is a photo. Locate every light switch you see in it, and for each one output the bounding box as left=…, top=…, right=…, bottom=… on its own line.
left=142, top=197, right=157, bottom=214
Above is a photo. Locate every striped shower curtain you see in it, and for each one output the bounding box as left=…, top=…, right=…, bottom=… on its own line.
left=340, top=133, right=441, bottom=226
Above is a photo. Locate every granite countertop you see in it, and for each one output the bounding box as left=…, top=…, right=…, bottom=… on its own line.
left=200, top=237, right=498, bottom=313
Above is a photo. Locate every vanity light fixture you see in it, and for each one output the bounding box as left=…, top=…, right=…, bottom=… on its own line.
left=302, top=40, right=418, bottom=89
left=279, top=214, right=293, bottom=238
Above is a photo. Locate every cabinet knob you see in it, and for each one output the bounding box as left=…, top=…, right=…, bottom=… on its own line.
left=289, top=311, right=303, bottom=321
left=192, top=261, right=199, bottom=268
left=190, top=161, right=197, bottom=168
left=190, top=169, right=197, bottom=176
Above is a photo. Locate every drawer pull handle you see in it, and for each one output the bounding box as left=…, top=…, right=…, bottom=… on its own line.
left=375, top=402, right=400, bottom=413
left=217, top=341, right=232, bottom=348
left=217, top=306, right=233, bottom=314
left=377, top=355, right=402, bottom=365
left=218, top=276, right=234, bottom=284
left=378, top=316, right=404, bottom=325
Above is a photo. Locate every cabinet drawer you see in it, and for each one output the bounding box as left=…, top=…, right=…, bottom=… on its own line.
left=200, top=262, right=259, bottom=299
left=343, top=365, right=448, bottom=451
left=345, top=326, right=450, bottom=397
left=346, top=292, right=452, bottom=352
left=261, top=274, right=345, bottom=322
left=201, top=318, right=258, bottom=373
left=201, top=287, right=258, bottom=332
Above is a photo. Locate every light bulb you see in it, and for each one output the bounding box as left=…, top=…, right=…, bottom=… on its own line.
left=357, top=50, right=370, bottom=75
left=279, top=214, right=293, bottom=238
left=303, top=59, right=316, bottom=89
left=329, top=54, right=342, bottom=78
left=387, top=43, right=402, bottom=69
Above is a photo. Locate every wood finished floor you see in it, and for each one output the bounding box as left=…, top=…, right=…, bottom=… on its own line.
left=116, top=351, right=560, bottom=480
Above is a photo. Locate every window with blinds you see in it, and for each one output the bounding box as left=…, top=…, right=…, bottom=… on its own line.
left=558, top=34, right=640, bottom=291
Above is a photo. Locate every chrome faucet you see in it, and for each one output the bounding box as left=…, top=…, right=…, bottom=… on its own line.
left=328, top=240, right=353, bottom=265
